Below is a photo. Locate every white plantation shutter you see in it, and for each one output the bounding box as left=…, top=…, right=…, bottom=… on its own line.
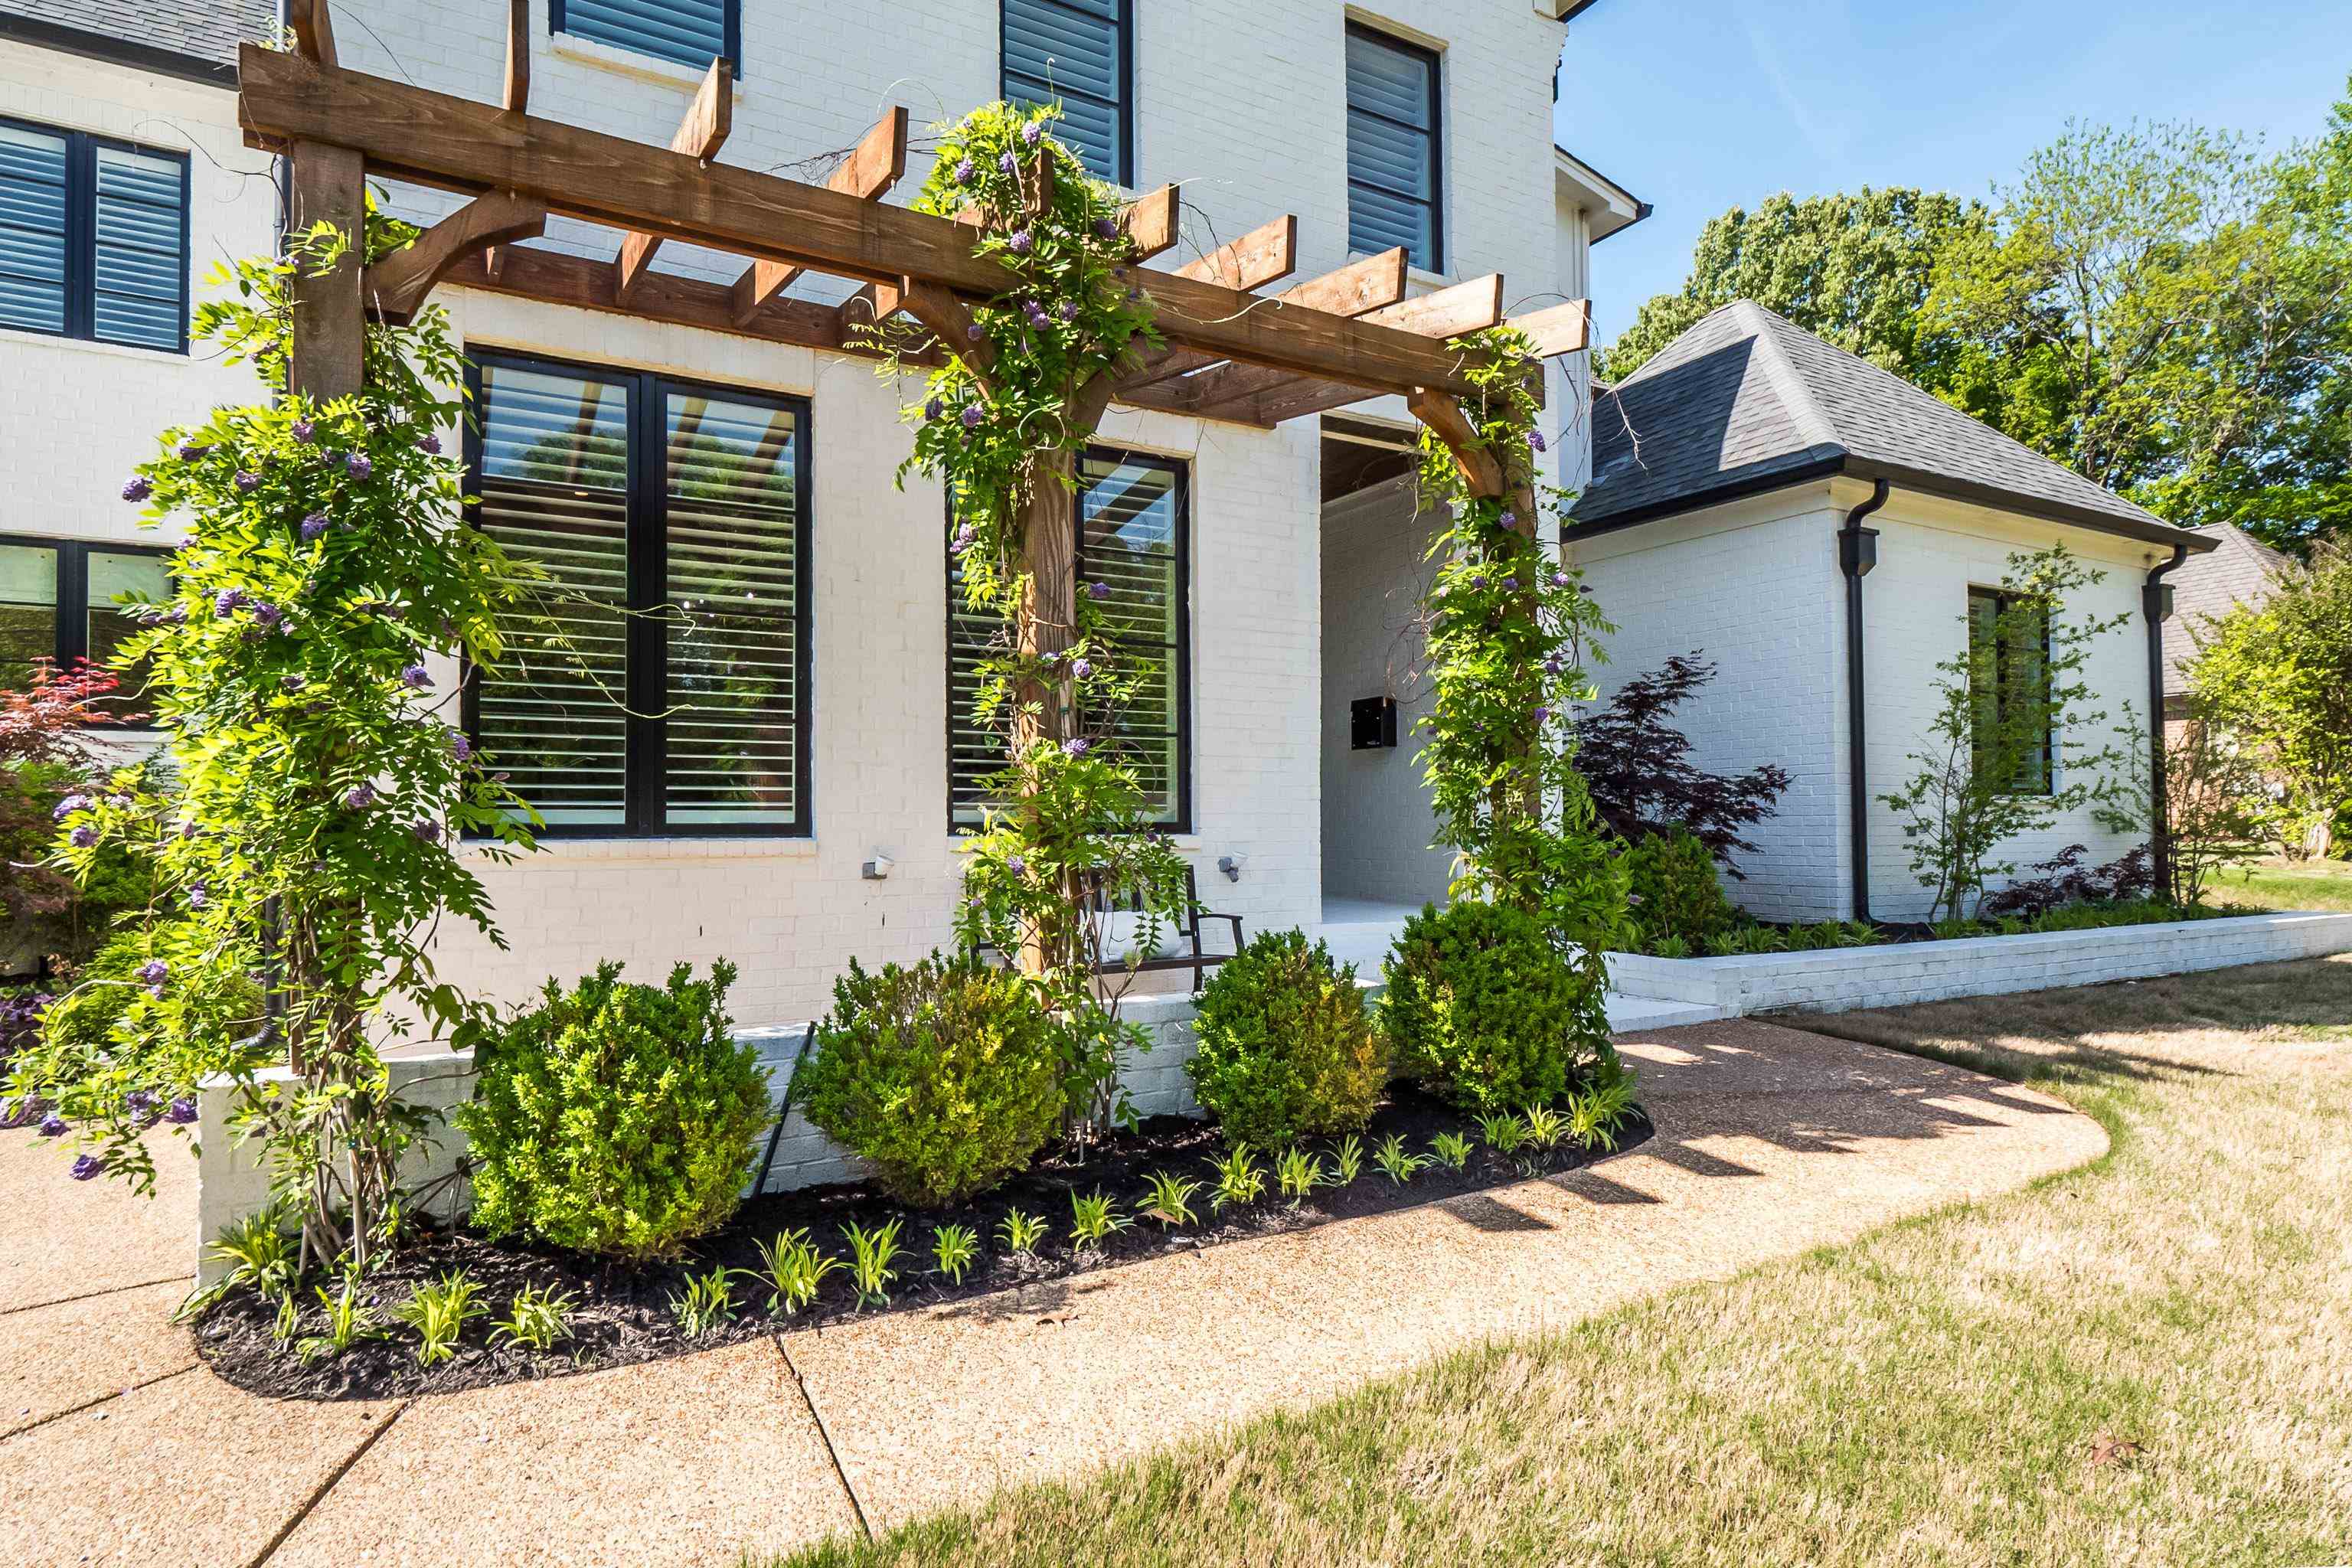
left=0, top=124, right=68, bottom=335
left=947, top=450, right=1186, bottom=828
left=0, top=121, right=186, bottom=349
left=1002, top=0, right=1128, bottom=182
left=90, top=145, right=186, bottom=351
left=1345, top=27, right=1441, bottom=270
left=556, top=0, right=733, bottom=72
left=472, top=362, right=635, bottom=827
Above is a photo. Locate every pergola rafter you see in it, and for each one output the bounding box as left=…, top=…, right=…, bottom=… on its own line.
left=249, top=11, right=1588, bottom=487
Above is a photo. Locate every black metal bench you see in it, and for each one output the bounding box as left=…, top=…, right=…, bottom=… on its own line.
left=1103, top=864, right=1244, bottom=995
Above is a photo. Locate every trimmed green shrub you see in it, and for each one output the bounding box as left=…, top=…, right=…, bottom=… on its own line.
left=1623, top=828, right=1738, bottom=952
left=795, top=954, right=1068, bottom=1207
left=1187, top=928, right=1389, bottom=1148
left=1382, top=900, right=1612, bottom=1114
left=456, top=960, right=768, bottom=1264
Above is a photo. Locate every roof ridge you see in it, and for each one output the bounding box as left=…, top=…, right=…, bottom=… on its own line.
left=1734, top=302, right=1844, bottom=453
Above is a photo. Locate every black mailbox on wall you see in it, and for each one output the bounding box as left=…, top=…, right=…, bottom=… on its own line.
left=1350, top=695, right=1398, bottom=750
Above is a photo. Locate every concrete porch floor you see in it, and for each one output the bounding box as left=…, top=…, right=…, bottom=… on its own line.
left=0, top=1018, right=2104, bottom=1566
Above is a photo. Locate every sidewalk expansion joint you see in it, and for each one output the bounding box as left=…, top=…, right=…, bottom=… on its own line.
left=774, top=1334, right=874, bottom=1543
left=0, top=1364, right=198, bottom=1443
left=0, top=1274, right=187, bottom=1318
left=246, top=1396, right=412, bottom=1568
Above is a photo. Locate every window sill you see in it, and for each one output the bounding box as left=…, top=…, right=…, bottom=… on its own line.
left=0, top=325, right=189, bottom=361
left=949, top=835, right=1203, bottom=854
left=466, top=835, right=818, bottom=865
left=549, top=32, right=746, bottom=94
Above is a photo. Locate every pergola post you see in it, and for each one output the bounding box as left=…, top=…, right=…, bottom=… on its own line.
left=287, top=139, right=366, bottom=401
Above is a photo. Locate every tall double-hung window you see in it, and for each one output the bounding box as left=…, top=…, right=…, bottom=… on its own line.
left=0, top=537, right=173, bottom=714
left=465, top=353, right=812, bottom=835
left=0, top=118, right=190, bottom=352
left=1967, top=586, right=2053, bottom=795
left=948, top=449, right=1188, bottom=830
left=1001, top=0, right=1132, bottom=183
left=550, top=0, right=740, bottom=74
left=1344, top=23, right=1443, bottom=272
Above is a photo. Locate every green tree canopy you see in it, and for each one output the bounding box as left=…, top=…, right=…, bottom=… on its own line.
left=1595, top=188, right=1991, bottom=385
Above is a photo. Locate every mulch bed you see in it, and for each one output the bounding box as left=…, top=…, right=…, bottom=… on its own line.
left=193, top=1084, right=1653, bottom=1402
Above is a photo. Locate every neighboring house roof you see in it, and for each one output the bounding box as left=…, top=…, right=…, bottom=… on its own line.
left=2164, top=522, right=2295, bottom=699
left=1573, top=299, right=2216, bottom=554
left=0, top=1, right=270, bottom=84
left=1553, top=145, right=1651, bottom=244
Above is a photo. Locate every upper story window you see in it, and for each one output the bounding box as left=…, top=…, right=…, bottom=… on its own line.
left=1001, top=0, right=1132, bottom=185
left=949, top=449, right=1189, bottom=830
left=0, top=118, right=190, bottom=353
left=0, top=536, right=174, bottom=719
left=1967, top=586, right=2053, bottom=795
left=1344, top=24, right=1442, bottom=272
left=551, top=0, right=741, bottom=75
left=464, top=352, right=812, bottom=837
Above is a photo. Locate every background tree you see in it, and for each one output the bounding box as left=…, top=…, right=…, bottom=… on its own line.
left=1596, top=189, right=1989, bottom=385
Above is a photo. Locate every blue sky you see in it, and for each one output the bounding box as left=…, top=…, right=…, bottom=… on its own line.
left=1553, top=0, right=2351, bottom=346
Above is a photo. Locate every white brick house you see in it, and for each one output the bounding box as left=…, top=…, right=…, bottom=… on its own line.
left=0, top=0, right=1635, bottom=1015
left=1570, top=301, right=2217, bottom=924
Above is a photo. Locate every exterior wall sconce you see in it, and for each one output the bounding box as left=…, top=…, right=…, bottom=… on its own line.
left=1217, top=853, right=1247, bottom=883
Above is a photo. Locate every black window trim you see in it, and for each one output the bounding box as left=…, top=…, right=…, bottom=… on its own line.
left=548, top=0, right=744, bottom=80
left=1967, top=583, right=2055, bottom=799
left=0, top=113, right=191, bottom=355
left=460, top=346, right=815, bottom=840
left=945, top=443, right=1192, bottom=835
left=1342, top=20, right=1445, bottom=274
left=999, top=0, right=1135, bottom=187
left=0, top=532, right=176, bottom=726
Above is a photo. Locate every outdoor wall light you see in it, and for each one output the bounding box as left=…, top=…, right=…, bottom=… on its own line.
left=1217, top=853, right=1247, bottom=883
left=861, top=852, right=896, bottom=880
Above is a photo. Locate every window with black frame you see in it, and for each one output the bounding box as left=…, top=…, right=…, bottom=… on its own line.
left=1344, top=24, right=1442, bottom=272
left=0, top=537, right=172, bottom=717
left=1001, top=0, right=1132, bottom=184
left=465, top=354, right=810, bottom=835
left=1967, top=586, right=2053, bottom=795
left=0, top=117, right=190, bottom=353
left=948, top=449, right=1188, bottom=830
left=550, top=0, right=740, bottom=74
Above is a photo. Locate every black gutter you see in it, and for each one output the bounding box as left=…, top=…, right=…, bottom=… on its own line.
left=2142, top=542, right=2190, bottom=897
left=1838, top=479, right=1890, bottom=923
left=0, top=13, right=238, bottom=88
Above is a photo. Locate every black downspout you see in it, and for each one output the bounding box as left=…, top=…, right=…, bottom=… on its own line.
left=1839, top=480, right=1891, bottom=924
left=2143, top=542, right=2190, bottom=899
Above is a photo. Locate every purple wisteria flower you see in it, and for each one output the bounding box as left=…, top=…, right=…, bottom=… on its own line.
left=165, top=1096, right=198, bottom=1125
left=1093, top=217, right=1118, bottom=241
left=177, top=440, right=210, bottom=461
left=924, top=397, right=944, bottom=421
left=1471, top=575, right=1489, bottom=590
left=123, top=1089, right=155, bottom=1119
left=1021, top=120, right=1044, bottom=146
left=1533, top=706, right=1553, bottom=721
left=418, top=433, right=442, bottom=456
left=122, top=476, right=152, bottom=502
left=962, top=404, right=985, bottom=429
left=250, top=602, right=283, bottom=630
left=951, top=524, right=976, bottom=551
left=292, top=419, right=317, bottom=443
left=411, top=819, right=442, bottom=844
left=998, top=152, right=1019, bottom=176
left=186, top=883, right=208, bottom=909
left=1501, top=577, right=1519, bottom=590
left=954, top=158, right=975, bottom=184
left=214, top=587, right=247, bottom=616
left=70, top=1154, right=104, bottom=1181
left=1056, top=300, right=1079, bottom=323
left=106, top=792, right=131, bottom=810
left=1499, top=511, right=1517, bottom=528
left=234, top=470, right=262, bottom=493
left=342, top=782, right=376, bottom=811
left=301, top=511, right=329, bottom=541
left=1006, top=854, right=1027, bottom=874
left=1527, top=430, right=1547, bottom=453
left=69, top=825, right=96, bottom=848
left=1070, top=658, right=1092, bottom=678
left=52, top=794, right=90, bottom=822
left=136, top=959, right=168, bottom=986
left=401, top=662, right=432, bottom=689
left=1008, top=230, right=1034, bottom=256
left=1062, top=737, right=1089, bottom=756
left=1086, top=581, right=1110, bottom=602
left=38, top=1112, right=66, bottom=1138
left=345, top=451, right=372, bottom=480
left=1544, top=656, right=1564, bottom=675
left=0, top=1096, right=49, bottom=1131
left=178, top=818, right=200, bottom=840
left=1550, top=570, right=1570, bottom=587
left=449, top=730, right=473, bottom=762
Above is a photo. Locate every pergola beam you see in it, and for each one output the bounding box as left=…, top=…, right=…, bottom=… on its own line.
left=286, top=0, right=336, bottom=68
left=1116, top=247, right=1410, bottom=397
left=1154, top=274, right=1507, bottom=418
left=234, top=47, right=1485, bottom=399
left=730, top=106, right=908, bottom=326
left=501, top=0, right=530, bottom=113
left=363, top=190, right=547, bottom=322
left=1172, top=214, right=1297, bottom=291
left=615, top=58, right=733, bottom=306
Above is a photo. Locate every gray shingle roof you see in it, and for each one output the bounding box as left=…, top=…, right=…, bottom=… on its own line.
left=1574, top=300, right=2210, bottom=552
left=0, top=1, right=271, bottom=77
left=2166, top=523, right=2296, bottom=697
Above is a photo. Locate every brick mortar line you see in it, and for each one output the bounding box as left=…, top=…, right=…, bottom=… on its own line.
left=247, top=1396, right=413, bottom=1568
left=773, top=1334, right=875, bottom=1544
left=0, top=1364, right=199, bottom=1444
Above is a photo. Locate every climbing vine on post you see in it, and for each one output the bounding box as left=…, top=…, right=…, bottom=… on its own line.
left=35, top=207, right=539, bottom=1271
left=1412, top=327, right=1631, bottom=984
left=874, top=104, right=1189, bottom=1130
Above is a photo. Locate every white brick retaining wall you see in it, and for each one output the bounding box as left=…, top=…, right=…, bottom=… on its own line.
left=1605, top=911, right=2352, bottom=1018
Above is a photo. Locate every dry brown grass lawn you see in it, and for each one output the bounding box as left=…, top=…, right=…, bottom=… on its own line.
left=776, top=956, right=2352, bottom=1568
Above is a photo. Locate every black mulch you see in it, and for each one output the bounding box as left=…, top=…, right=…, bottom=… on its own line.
left=193, top=1085, right=1654, bottom=1402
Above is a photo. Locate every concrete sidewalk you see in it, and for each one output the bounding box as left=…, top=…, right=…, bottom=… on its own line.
left=0, top=1020, right=2105, bottom=1566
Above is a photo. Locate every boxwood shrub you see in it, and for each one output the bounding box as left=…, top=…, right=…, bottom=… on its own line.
left=795, top=954, right=1068, bottom=1207
left=1187, top=927, right=1388, bottom=1148
left=1623, top=828, right=1738, bottom=952
left=1383, top=900, right=1612, bottom=1113
left=457, top=959, right=769, bottom=1264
